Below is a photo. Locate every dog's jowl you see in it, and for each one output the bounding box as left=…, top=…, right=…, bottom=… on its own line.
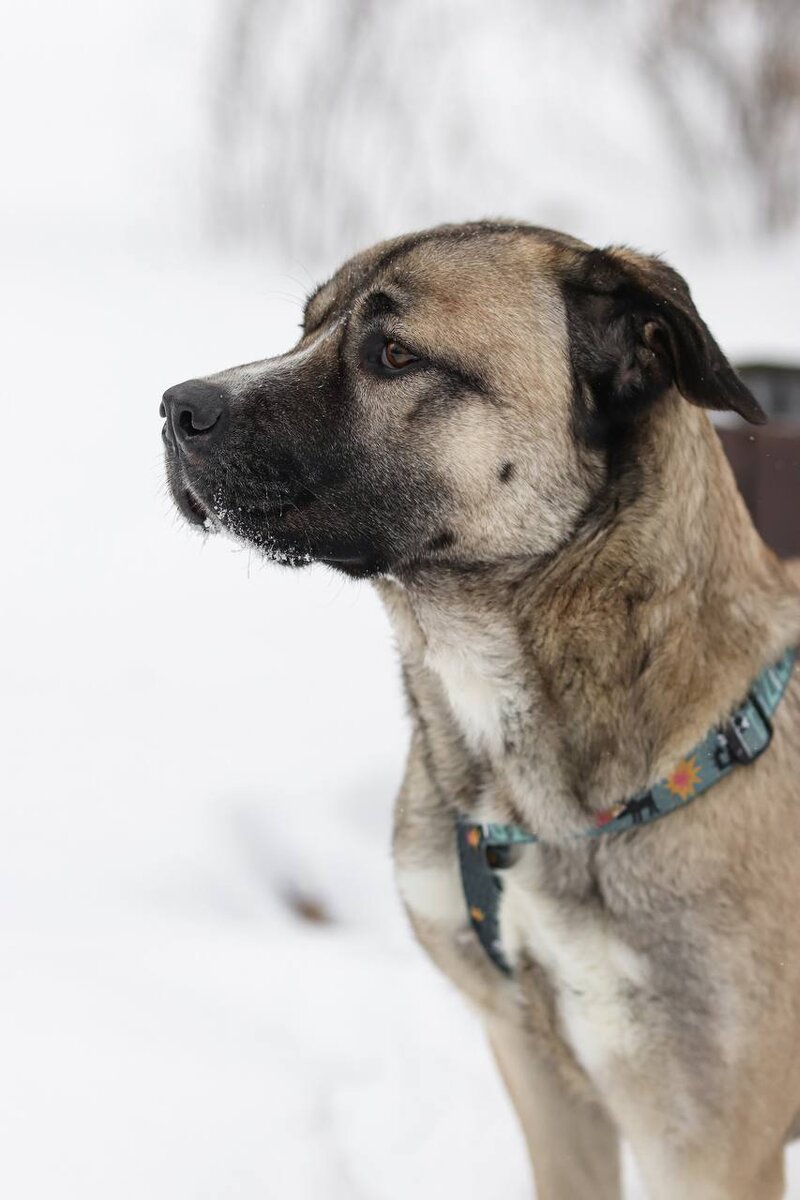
left=162, top=221, right=800, bottom=1200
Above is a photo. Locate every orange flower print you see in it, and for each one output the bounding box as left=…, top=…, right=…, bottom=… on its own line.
left=593, top=804, right=625, bottom=828
left=466, top=827, right=482, bottom=849
left=666, top=756, right=702, bottom=801
left=469, top=906, right=486, bottom=923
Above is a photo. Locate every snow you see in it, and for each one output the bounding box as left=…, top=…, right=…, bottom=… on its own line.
left=1, top=1, right=799, bottom=1196
left=0, top=233, right=535, bottom=1199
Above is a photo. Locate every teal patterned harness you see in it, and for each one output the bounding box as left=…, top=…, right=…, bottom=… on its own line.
left=457, top=647, right=797, bottom=974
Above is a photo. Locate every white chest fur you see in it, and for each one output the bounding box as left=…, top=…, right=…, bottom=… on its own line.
left=500, top=857, right=649, bottom=1077
left=422, top=617, right=524, bottom=757
left=388, top=587, right=650, bottom=1089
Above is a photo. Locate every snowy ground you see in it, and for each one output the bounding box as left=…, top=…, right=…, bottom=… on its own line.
left=2, top=225, right=799, bottom=1200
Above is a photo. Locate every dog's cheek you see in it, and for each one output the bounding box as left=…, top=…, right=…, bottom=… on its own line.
left=423, top=403, right=590, bottom=562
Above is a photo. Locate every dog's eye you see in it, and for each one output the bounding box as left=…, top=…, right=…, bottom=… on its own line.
left=380, top=341, right=418, bottom=371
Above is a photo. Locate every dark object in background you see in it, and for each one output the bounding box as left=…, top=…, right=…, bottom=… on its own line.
left=718, top=364, right=800, bottom=558
left=738, top=364, right=800, bottom=420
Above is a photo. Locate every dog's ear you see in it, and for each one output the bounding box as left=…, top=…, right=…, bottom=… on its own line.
left=562, top=246, right=766, bottom=426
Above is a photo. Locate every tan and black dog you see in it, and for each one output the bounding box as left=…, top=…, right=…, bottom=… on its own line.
left=162, top=221, right=800, bottom=1199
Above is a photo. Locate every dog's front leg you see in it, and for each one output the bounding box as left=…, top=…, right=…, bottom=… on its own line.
left=486, top=1017, right=621, bottom=1200
left=631, top=1139, right=785, bottom=1200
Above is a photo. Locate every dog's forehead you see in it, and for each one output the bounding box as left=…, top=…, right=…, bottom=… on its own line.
left=302, top=233, right=415, bottom=328
left=305, top=223, right=574, bottom=330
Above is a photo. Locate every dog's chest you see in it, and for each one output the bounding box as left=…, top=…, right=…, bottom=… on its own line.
left=500, top=861, right=649, bottom=1077
left=398, top=840, right=650, bottom=1081
left=402, top=601, right=649, bottom=1076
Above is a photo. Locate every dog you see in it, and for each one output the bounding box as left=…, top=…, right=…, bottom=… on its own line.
left=162, top=221, right=800, bottom=1199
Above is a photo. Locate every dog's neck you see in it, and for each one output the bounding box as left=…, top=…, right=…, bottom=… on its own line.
left=379, top=396, right=800, bottom=836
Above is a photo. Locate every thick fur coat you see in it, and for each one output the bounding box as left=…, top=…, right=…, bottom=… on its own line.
left=163, top=222, right=800, bottom=1199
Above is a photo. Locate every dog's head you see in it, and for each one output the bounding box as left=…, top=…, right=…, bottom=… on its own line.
left=162, top=221, right=764, bottom=578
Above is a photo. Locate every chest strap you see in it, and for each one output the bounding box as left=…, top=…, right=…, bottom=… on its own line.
left=457, top=647, right=797, bottom=974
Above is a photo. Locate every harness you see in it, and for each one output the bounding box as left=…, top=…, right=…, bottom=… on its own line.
left=456, top=647, right=798, bottom=974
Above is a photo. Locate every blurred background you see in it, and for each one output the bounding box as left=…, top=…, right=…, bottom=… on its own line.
left=1, top=1, right=798, bottom=1197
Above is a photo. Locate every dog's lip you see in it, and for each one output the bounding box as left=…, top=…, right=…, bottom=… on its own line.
left=317, top=551, right=378, bottom=578
left=179, top=487, right=208, bottom=525
left=173, top=481, right=210, bottom=527
left=318, top=552, right=369, bottom=566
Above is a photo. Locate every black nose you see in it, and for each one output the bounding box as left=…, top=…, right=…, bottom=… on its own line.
left=161, top=380, right=229, bottom=452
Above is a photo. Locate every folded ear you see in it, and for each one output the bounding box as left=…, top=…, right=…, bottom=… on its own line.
left=562, top=246, right=766, bottom=426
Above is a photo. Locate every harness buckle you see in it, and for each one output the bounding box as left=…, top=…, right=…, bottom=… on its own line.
left=722, top=692, right=773, bottom=766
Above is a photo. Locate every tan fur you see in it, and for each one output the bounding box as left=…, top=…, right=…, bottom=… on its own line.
left=175, top=221, right=800, bottom=1197
left=360, top=227, right=800, bottom=1197
left=487, top=1016, right=621, bottom=1200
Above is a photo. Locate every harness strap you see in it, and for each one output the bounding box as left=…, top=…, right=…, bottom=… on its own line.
left=457, top=647, right=797, bottom=974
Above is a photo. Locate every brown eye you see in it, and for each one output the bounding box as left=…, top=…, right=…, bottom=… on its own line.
left=380, top=340, right=418, bottom=371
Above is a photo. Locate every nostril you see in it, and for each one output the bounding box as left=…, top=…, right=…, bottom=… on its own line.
left=178, top=407, right=220, bottom=438
left=161, top=378, right=229, bottom=452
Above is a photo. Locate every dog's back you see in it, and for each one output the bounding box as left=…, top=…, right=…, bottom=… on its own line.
left=786, top=558, right=800, bottom=592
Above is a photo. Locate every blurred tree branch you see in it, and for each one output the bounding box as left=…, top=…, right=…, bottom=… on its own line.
left=641, top=0, right=800, bottom=233
left=210, top=0, right=800, bottom=261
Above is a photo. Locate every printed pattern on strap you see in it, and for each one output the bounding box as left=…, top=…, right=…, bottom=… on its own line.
left=456, top=647, right=797, bottom=973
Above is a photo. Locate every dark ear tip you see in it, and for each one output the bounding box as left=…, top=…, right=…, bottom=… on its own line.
left=732, top=385, right=768, bottom=425
left=725, top=372, right=768, bottom=425
left=731, top=395, right=768, bottom=425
